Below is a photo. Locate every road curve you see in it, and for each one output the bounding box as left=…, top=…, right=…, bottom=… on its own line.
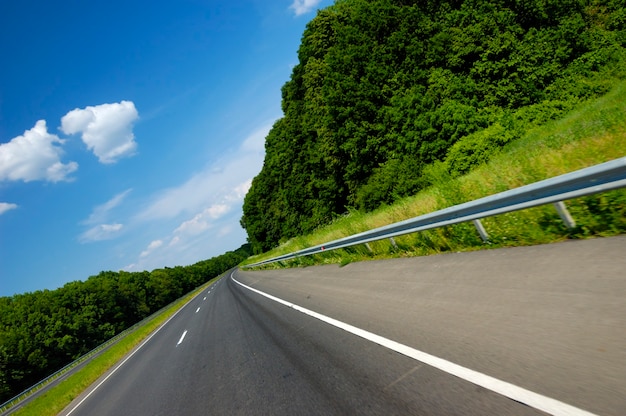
left=60, top=236, right=625, bottom=415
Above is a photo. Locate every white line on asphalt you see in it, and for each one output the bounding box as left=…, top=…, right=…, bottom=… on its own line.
left=195, top=307, right=201, bottom=313
left=177, top=330, right=188, bottom=346
left=230, top=272, right=597, bottom=416
left=203, top=297, right=207, bottom=301
left=64, top=288, right=202, bottom=416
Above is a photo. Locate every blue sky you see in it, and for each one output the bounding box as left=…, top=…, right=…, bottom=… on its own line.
left=0, top=0, right=333, bottom=296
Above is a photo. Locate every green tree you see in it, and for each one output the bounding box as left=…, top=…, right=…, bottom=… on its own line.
left=241, top=0, right=626, bottom=250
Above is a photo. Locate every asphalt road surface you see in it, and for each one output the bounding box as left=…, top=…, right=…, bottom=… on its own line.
left=60, top=236, right=626, bottom=415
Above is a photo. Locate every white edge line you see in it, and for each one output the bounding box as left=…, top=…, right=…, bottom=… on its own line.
left=64, top=289, right=200, bottom=416
left=230, top=272, right=597, bottom=416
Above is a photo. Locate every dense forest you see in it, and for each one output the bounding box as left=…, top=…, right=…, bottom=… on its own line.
left=241, top=0, right=626, bottom=253
left=0, top=244, right=251, bottom=402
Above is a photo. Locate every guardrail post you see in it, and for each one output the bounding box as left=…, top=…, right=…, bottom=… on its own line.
left=553, top=201, right=576, bottom=229
left=389, top=237, right=398, bottom=250
left=243, top=157, right=626, bottom=268
left=364, top=243, right=373, bottom=254
left=472, top=219, right=489, bottom=242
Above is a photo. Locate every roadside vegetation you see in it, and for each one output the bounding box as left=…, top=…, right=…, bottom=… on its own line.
left=241, top=79, right=626, bottom=268
left=7, top=280, right=218, bottom=416
left=3, top=0, right=626, bottom=412
left=241, top=0, right=626, bottom=254
left=0, top=246, right=251, bottom=405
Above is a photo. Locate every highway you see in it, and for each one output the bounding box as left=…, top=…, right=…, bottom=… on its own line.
left=60, top=236, right=626, bottom=415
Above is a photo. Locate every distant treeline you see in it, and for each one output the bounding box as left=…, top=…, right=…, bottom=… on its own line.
left=241, top=0, right=626, bottom=253
left=0, top=244, right=251, bottom=402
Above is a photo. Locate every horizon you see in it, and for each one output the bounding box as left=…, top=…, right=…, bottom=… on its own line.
left=0, top=0, right=334, bottom=296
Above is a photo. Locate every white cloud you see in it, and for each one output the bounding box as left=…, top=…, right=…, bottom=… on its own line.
left=79, top=223, right=124, bottom=242
left=125, top=122, right=270, bottom=273
left=174, top=213, right=212, bottom=236
left=78, top=189, right=132, bottom=243
left=83, top=189, right=132, bottom=225
left=136, top=123, right=268, bottom=221
left=231, top=179, right=252, bottom=201
left=240, top=124, right=267, bottom=152
left=61, top=100, right=139, bottom=164
left=0, top=202, right=18, bottom=215
left=206, top=203, right=230, bottom=219
left=289, top=0, right=322, bottom=16
left=0, top=120, right=78, bottom=182
left=173, top=202, right=230, bottom=236
left=147, top=240, right=163, bottom=250
left=140, top=239, right=163, bottom=258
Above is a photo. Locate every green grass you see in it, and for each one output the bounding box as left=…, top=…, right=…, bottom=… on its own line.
left=243, top=80, right=626, bottom=269
left=9, top=277, right=220, bottom=416
left=8, top=82, right=625, bottom=416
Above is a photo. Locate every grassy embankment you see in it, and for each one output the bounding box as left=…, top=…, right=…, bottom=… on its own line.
left=8, top=277, right=220, bottom=416
left=14, top=81, right=624, bottom=415
left=243, top=81, right=626, bottom=268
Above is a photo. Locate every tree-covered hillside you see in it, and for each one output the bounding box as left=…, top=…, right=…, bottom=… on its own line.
left=241, top=0, right=626, bottom=253
left=0, top=244, right=251, bottom=403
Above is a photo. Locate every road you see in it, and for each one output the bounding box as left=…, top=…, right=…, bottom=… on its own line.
left=60, top=236, right=626, bottom=415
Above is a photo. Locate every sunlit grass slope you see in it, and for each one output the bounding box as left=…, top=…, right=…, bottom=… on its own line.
left=9, top=278, right=219, bottom=416
left=243, top=81, right=626, bottom=268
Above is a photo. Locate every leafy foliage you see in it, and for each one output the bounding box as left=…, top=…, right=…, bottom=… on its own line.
left=0, top=244, right=251, bottom=402
left=241, top=0, right=626, bottom=252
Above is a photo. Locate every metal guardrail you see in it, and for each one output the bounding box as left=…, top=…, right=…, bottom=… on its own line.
left=244, top=156, right=626, bottom=268
left=0, top=325, right=137, bottom=415
left=0, top=308, right=168, bottom=416
left=0, top=285, right=201, bottom=415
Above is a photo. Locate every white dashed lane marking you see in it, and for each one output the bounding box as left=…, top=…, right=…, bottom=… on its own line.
left=177, top=330, right=188, bottom=346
